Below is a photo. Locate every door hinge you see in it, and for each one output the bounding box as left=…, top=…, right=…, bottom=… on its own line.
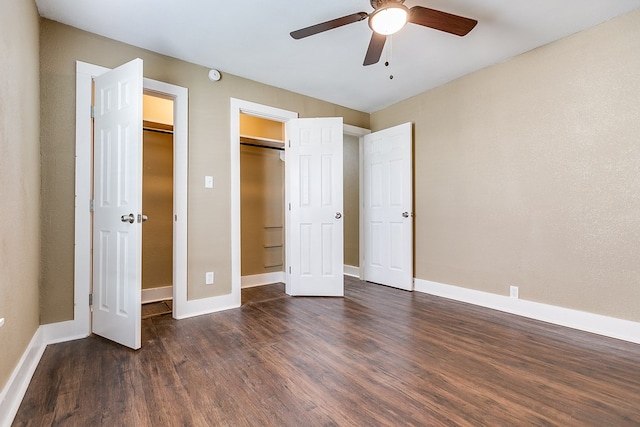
left=89, top=294, right=93, bottom=306
left=288, top=140, right=291, bottom=148
left=90, top=106, right=95, bottom=118
left=89, top=199, right=94, bottom=212
left=289, top=266, right=291, bottom=274
left=288, top=203, right=291, bottom=211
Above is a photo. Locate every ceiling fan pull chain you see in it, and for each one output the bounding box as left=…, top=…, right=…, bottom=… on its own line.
left=386, top=35, right=394, bottom=79
left=386, top=34, right=392, bottom=65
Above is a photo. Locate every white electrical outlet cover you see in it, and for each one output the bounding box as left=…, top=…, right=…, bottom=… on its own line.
left=510, top=286, right=519, bottom=298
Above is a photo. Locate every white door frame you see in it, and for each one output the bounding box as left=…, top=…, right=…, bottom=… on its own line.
left=230, top=99, right=298, bottom=297
left=71, top=60, right=189, bottom=340
left=343, top=124, right=370, bottom=280
left=230, top=100, right=373, bottom=294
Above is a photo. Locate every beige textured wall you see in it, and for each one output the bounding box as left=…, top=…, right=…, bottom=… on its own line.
left=0, top=0, right=40, bottom=390
left=343, top=134, right=360, bottom=267
left=371, top=9, right=640, bottom=322
left=240, top=145, right=285, bottom=276
left=39, top=19, right=369, bottom=322
left=142, top=128, right=174, bottom=290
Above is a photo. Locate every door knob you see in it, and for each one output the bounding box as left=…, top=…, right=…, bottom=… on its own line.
left=335, top=212, right=342, bottom=219
left=121, top=213, right=135, bottom=224
left=139, top=214, right=148, bottom=223
left=402, top=212, right=410, bottom=218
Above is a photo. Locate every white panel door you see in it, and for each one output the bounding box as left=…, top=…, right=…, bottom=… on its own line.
left=92, top=58, right=143, bottom=349
left=286, top=117, right=344, bottom=296
left=363, top=122, right=413, bottom=290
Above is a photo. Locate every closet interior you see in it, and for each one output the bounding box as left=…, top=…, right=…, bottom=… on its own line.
left=240, top=114, right=285, bottom=278
left=141, top=93, right=174, bottom=307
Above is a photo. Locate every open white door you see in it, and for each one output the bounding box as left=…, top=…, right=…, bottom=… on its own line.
left=363, top=122, right=413, bottom=291
left=286, top=117, right=344, bottom=296
left=92, top=58, right=143, bottom=349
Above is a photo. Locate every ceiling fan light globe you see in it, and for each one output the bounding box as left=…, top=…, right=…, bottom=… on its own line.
left=369, top=5, right=408, bottom=35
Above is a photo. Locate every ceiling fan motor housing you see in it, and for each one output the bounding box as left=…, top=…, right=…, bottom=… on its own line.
left=370, top=0, right=406, bottom=9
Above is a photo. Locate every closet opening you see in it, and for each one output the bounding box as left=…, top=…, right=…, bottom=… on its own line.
left=141, top=93, right=175, bottom=318
left=239, top=114, right=287, bottom=304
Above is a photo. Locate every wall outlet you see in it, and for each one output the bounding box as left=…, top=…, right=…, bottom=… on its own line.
left=510, top=285, right=519, bottom=299
left=205, top=271, right=215, bottom=285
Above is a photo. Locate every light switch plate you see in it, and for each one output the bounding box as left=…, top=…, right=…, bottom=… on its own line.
left=205, top=176, right=214, bottom=189
left=205, top=271, right=214, bottom=285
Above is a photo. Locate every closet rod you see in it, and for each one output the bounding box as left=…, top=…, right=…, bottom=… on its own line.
left=143, top=126, right=173, bottom=135
left=240, top=142, right=284, bottom=151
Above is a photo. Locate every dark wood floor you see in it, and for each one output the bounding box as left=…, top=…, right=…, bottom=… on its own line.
left=13, top=277, right=640, bottom=426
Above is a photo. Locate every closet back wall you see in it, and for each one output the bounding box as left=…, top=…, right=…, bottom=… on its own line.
left=142, top=126, right=174, bottom=290
left=240, top=145, right=284, bottom=276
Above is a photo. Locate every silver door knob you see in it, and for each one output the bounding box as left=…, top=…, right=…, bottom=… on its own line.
left=139, top=214, right=148, bottom=223
left=402, top=212, right=410, bottom=218
left=121, top=213, right=135, bottom=223
left=335, top=212, right=342, bottom=219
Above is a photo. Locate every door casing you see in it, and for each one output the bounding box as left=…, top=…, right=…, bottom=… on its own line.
left=230, top=99, right=297, bottom=299
left=231, top=99, right=371, bottom=296
left=72, top=60, right=188, bottom=340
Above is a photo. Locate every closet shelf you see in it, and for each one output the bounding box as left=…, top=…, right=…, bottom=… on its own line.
left=264, top=225, right=283, bottom=229
left=264, top=244, right=283, bottom=248
left=264, top=263, right=283, bottom=268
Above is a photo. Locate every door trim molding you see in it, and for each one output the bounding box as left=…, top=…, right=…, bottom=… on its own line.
left=229, top=102, right=371, bottom=297
left=71, top=60, right=189, bottom=337
left=230, top=98, right=298, bottom=301
left=343, top=124, right=370, bottom=281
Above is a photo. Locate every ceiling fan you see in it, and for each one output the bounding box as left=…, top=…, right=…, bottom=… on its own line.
left=290, top=0, right=478, bottom=66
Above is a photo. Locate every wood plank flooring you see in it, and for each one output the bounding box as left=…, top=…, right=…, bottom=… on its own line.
left=13, top=277, right=640, bottom=426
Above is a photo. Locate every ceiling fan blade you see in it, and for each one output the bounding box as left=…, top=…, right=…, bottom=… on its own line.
left=363, top=32, right=386, bottom=66
left=290, top=12, right=368, bottom=39
left=408, top=6, right=477, bottom=36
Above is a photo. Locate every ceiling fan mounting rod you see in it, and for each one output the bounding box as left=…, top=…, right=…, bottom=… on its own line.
left=370, top=0, right=405, bottom=9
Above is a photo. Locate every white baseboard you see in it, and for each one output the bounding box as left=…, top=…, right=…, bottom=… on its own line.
left=0, top=319, right=92, bottom=427
left=40, top=320, right=88, bottom=345
left=142, top=286, right=173, bottom=304
left=0, top=328, right=46, bottom=427
left=173, top=293, right=240, bottom=320
left=344, top=265, right=360, bottom=278
left=241, top=272, right=285, bottom=289
left=414, top=279, right=640, bottom=345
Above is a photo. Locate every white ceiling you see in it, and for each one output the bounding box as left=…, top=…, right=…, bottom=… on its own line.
left=36, top=0, right=640, bottom=113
